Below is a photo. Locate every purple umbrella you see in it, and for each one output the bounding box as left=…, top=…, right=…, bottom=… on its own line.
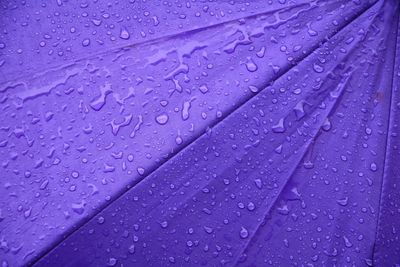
left=0, top=0, right=399, bottom=266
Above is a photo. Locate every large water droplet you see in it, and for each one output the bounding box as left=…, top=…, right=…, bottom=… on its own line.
left=272, top=118, right=286, bottom=133
left=120, top=28, right=130, bottom=40
left=245, top=57, right=258, bottom=72
left=155, top=114, right=169, bottom=125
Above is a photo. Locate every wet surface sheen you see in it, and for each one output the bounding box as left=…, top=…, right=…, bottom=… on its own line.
left=0, top=0, right=399, bottom=266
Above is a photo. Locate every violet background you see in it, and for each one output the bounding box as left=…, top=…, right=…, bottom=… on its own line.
left=0, top=0, right=399, bottom=266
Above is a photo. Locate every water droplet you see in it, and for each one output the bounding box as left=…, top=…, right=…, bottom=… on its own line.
left=155, top=114, right=169, bottom=125
left=256, top=46, right=265, bottom=58
left=274, top=145, right=283, bottom=154
left=199, top=84, right=209, bottom=94
left=370, top=162, right=377, bottom=172
left=128, top=245, right=135, bottom=254
left=313, top=63, right=324, bottom=73
left=245, top=58, right=258, bottom=72
left=343, top=236, right=353, bottom=248
left=182, top=99, right=194, bottom=121
left=82, top=38, right=90, bottom=47
left=203, top=226, right=213, bottom=234
left=92, top=19, right=102, bottom=26
left=303, top=161, right=314, bottom=169
left=97, top=216, right=105, bottom=224
left=322, top=118, right=331, bottom=131
left=254, top=179, right=262, bottom=189
left=337, top=197, right=348, bottom=206
left=71, top=201, right=86, bottom=215
left=120, top=28, right=130, bottom=40
left=160, top=221, right=168, bottom=228
left=137, top=167, right=145, bottom=175
left=247, top=202, right=255, bottom=211
left=272, top=118, right=286, bottom=133
left=175, top=133, right=183, bottom=145
left=107, top=258, right=117, bottom=266
left=248, top=85, right=259, bottom=93
left=240, top=227, right=249, bottom=239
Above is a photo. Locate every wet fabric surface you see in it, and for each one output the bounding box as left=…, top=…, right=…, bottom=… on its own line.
left=0, top=0, right=399, bottom=266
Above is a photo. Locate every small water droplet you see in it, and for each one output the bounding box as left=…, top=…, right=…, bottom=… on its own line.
left=240, top=227, right=249, bottom=239
left=82, top=38, right=90, bottom=47
left=160, top=221, right=168, bottom=228
left=97, top=216, right=105, bottom=224
left=128, top=245, right=135, bottom=254
left=313, top=63, right=324, bottom=73
left=254, top=179, right=262, bottom=189
left=370, top=162, right=377, bottom=172
left=199, top=84, right=209, bottom=94
left=337, top=197, right=348, bottom=206
left=137, top=167, right=145, bottom=175
left=107, top=258, right=117, bottom=266
left=248, top=85, right=259, bottom=93
left=247, top=202, right=255, bottom=211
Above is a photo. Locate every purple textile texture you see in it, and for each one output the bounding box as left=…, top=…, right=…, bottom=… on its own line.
left=0, top=0, right=399, bottom=266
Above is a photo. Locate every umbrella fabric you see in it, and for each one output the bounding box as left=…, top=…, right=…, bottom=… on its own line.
left=0, top=0, right=399, bottom=266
